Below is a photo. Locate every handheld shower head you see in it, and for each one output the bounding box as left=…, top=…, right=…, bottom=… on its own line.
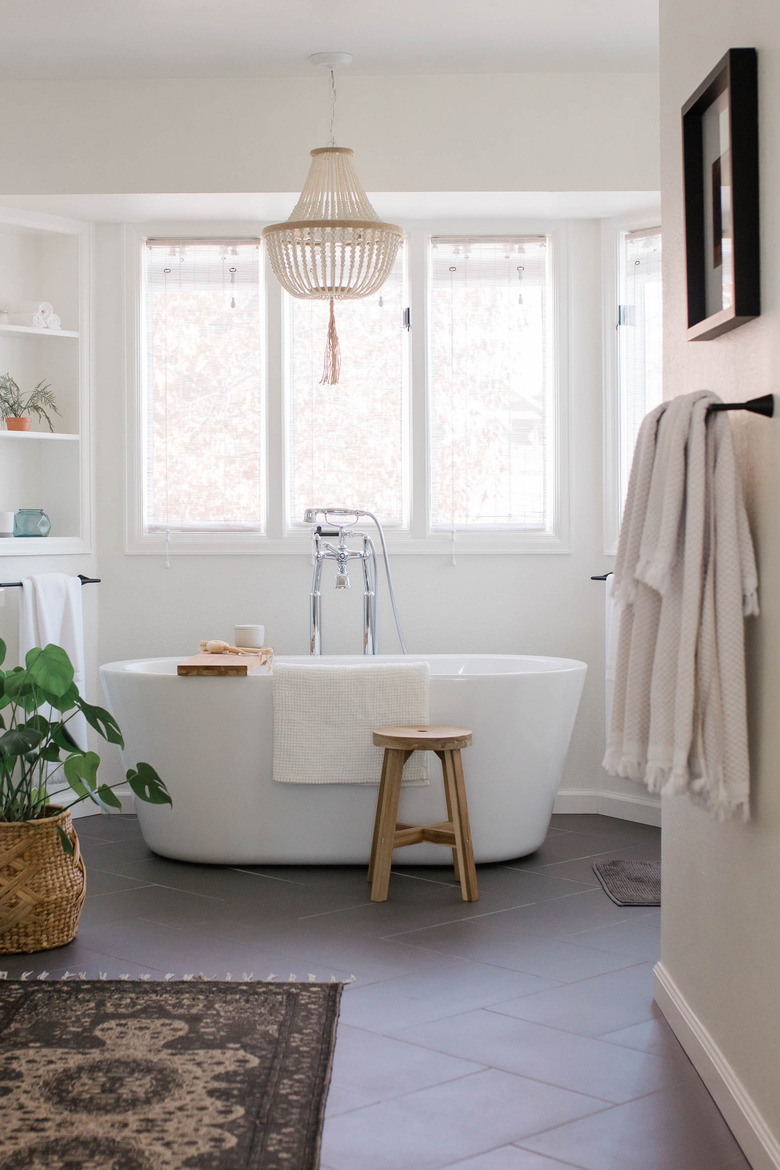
left=303, top=506, right=367, bottom=525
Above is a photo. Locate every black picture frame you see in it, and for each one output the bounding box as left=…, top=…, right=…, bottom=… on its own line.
left=682, top=48, right=760, bottom=340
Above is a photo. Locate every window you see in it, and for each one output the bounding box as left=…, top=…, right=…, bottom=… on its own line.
left=141, top=239, right=264, bottom=534
left=131, top=224, right=565, bottom=554
left=608, top=228, right=662, bottom=541
left=617, top=228, right=662, bottom=513
left=428, top=237, right=554, bottom=532
left=284, top=253, right=408, bottom=529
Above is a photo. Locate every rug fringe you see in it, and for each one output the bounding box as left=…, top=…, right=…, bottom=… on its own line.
left=1, top=970, right=356, bottom=983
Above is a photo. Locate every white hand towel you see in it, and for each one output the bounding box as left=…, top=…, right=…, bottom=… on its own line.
left=45, top=313, right=62, bottom=330
left=19, top=573, right=88, bottom=752
left=273, top=661, right=430, bottom=785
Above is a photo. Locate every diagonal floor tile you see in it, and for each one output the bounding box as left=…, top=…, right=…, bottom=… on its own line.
left=465, top=889, right=642, bottom=941
left=599, top=1017, right=695, bottom=1062
left=518, top=1080, right=751, bottom=1169
left=389, top=918, right=641, bottom=982
left=548, top=815, right=660, bottom=845
left=503, top=831, right=636, bottom=870
left=488, top=962, right=659, bottom=1037
left=529, top=840, right=663, bottom=886
left=82, top=868, right=152, bottom=897
left=200, top=917, right=453, bottom=983
left=394, top=865, right=596, bottom=904
left=443, top=1148, right=586, bottom=1169
left=77, top=882, right=226, bottom=929
left=83, top=916, right=354, bottom=981
left=339, top=959, right=556, bottom=1033
left=320, top=1068, right=607, bottom=1170
left=392, top=1009, right=686, bottom=1103
left=569, top=921, right=661, bottom=962
left=328, top=1023, right=484, bottom=1106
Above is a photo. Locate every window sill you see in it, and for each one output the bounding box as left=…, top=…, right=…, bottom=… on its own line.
left=125, top=530, right=571, bottom=556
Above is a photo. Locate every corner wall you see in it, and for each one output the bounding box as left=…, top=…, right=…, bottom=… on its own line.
left=656, top=5, right=780, bottom=1166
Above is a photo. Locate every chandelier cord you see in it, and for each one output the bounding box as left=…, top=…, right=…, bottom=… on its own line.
left=328, top=69, right=337, bottom=146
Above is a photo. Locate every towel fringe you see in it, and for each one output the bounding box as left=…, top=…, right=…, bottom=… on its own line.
left=634, top=556, right=671, bottom=596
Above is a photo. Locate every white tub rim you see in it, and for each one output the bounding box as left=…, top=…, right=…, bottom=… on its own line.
left=100, top=652, right=588, bottom=681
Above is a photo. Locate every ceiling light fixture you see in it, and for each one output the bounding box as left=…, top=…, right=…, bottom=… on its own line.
left=262, top=52, right=403, bottom=385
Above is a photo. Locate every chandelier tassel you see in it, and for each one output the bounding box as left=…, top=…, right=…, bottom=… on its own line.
left=321, top=297, right=342, bottom=385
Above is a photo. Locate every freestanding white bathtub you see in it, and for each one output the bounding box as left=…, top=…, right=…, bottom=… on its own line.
left=99, top=654, right=586, bottom=866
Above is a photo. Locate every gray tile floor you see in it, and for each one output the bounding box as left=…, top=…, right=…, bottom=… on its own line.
left=1, top=813, right=751, bottom=1170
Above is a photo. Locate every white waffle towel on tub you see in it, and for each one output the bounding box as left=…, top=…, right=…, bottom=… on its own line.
left=272, top=662, right=430, bottom=785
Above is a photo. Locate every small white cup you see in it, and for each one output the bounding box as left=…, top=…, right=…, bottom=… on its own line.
left=0, top=511, right=15, bottom=537
left=235, top=624, right=265, bottom=649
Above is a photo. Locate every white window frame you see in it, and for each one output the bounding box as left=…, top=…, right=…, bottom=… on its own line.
left=282, top=243, right=412, bottom=536
left=601, top=215, right=662, bottom=556
left=124, top=222, right=272, bottom=554
left=125, top=218, right=570, bottom=555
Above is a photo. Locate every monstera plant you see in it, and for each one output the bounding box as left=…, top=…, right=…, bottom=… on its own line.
left=0, top=639, right=170, bottom=953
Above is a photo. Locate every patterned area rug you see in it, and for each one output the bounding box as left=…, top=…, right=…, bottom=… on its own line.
left=592, top=859, right=661, bottom=906
left=0, top=980, right=342, bottom=1170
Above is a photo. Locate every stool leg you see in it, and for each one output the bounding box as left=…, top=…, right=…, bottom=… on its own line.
left=440, top=749, right=479, bottom=902
left=436, top=750, right=461, bottom=883
left=368, top=749, right=391, bottom=884
left=370, top=749, right=408, bottom=902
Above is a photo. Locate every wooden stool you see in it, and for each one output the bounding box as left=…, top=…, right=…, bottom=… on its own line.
left=368, top=725, right=478, bottom=903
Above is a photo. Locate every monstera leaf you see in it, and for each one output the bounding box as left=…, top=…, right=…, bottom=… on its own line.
left=0, top=638, right=170, bottom=843
left=126, top=762, right=172, bottom=806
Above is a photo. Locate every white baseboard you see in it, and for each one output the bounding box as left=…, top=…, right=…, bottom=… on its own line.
left=654, top=962, right=780, bottom=1170
left=554, top=787, right=661, bottom=827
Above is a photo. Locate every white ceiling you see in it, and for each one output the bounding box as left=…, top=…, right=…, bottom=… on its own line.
left=0, top=0, right=658, bottom=80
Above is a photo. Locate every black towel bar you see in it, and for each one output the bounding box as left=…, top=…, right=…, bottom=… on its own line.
left=707, top=394, right=774, bottom=417
left=0, top=573, right=101, bottom=589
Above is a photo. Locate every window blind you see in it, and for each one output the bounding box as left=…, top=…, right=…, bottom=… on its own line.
left=617, top=228, right=662, bottom=515
left=285, top=253, right=408, bottom=529
left=428, top=236, right=553, bottom=532
left=142, top=240, right=264, bottom=533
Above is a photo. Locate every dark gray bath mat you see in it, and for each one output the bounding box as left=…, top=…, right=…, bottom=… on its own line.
left=593, top=859, right=661, bottom=906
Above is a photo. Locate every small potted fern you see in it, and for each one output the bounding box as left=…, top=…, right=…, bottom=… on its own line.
left=0, top=639, right=171, bottom=954
left=0, top=373, right=60, bottom=431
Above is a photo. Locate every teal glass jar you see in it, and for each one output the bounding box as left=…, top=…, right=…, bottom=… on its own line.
left=14, top=508, right=51, bottom=538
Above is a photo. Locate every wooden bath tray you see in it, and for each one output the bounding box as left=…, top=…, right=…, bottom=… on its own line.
left=177, top=648, right=273, bottom=676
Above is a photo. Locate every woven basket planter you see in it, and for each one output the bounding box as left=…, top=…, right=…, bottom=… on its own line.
left=0, top=806, right=86, bottom=954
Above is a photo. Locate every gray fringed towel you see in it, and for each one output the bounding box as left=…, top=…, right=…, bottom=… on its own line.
left=604, top=391, right=758, bottom=821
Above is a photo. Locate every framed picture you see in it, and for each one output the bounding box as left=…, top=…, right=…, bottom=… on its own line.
left=682, top=48, right=760, bottom=340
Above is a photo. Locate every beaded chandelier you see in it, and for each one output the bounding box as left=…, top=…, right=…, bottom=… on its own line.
left=262, top=53, right=402, bottom=385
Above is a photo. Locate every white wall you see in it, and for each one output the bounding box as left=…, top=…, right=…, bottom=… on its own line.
left=0, top=71, right=661, bottom=811
left=655, top=6, right=780, bottom=1167
left=0, top=73, right=659, bottom=194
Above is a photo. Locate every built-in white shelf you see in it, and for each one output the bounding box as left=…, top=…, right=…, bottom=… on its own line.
left=0, top=536, right=90, bottom=557
left=0, top=323, right=78, bottom=339
left=0, top=430, right=79, bottom=441
left=0, top=208, right=91, bottom=556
